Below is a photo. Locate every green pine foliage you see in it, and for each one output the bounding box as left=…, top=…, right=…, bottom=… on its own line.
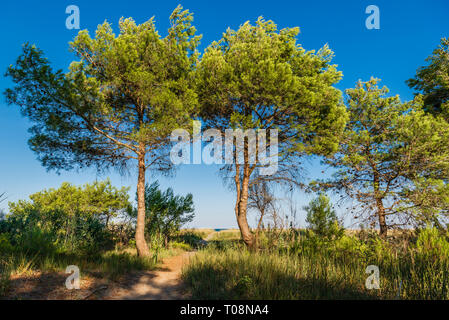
left=304, top=194, right=344, bottom=242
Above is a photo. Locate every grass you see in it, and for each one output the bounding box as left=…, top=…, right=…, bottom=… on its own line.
left=182, top=228, right=449, bottom=300
left=3, top=226, right=448, bottom=300
left=1, top=249, right=156, bottom=279
left=0, top=244, right=190, bottom=298
left=0, top=260, right=11, bottom=297
left=183, top=247, right=377, bottom=299
left=208, top=230, right=241, bottom=241
left=180, top=228, right=216, bottom=240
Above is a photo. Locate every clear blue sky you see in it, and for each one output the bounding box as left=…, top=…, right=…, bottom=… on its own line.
left=0, top=0, right=448, bottom=228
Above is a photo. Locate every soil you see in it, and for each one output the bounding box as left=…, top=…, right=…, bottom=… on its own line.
left=5, top=251, right=196, bottom=300
left=104, top=251, right=195, bottom=300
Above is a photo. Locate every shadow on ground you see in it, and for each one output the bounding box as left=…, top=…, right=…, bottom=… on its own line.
left=183, top=264, right=377, bottom=300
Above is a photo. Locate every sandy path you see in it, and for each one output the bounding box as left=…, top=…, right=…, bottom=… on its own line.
left=104, top=251, right=196, bottom=300
left=204, top=231, right=218, bottom=241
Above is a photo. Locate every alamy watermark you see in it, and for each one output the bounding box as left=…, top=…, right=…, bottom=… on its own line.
left=65, top=265, right=80, bottom=290
left=365, top=265, right=380, bottom=289
left=170, top=121, right=279, bottom=176
left=66, top=5, right=80, bottom=30
left=365, top=5, right=380, bottom=30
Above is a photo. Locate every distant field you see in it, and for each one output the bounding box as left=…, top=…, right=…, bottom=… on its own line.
left=208, top=230, right=241, bottom=241
left=180, top=228, right=216, bottom=240
left=182, top=228, right=413, bottom=241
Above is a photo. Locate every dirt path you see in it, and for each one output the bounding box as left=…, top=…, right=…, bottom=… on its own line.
left=104, top=251, right=196, bottom=300
left=204, top=231, right=218, bottom=242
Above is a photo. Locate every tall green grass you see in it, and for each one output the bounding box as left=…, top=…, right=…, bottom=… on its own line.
left=182, top=228, right=449, bottom=300
left=1, top=249, right=156, bottom=278
left=182, top=247, right=377, bottom=299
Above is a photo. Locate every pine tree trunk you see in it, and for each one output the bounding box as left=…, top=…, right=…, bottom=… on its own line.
left=136, top=150, right=150, bottom=257
left=373, top=170, right=388, bottom=238
left=235, top=163, right=254, bottom=249
left=377, top=199, right=388, bottom=238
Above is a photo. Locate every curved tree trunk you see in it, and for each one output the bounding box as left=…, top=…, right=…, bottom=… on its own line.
left=236, top=204, right=254, bottom=248
left=234, top=163, right=255, bottom=249
left=136, top=151, right=150, bottom=257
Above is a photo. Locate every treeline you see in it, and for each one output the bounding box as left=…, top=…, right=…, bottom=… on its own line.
left=3, top=5, right=449, bottom=255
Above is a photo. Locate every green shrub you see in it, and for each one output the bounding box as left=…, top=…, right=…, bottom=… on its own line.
left=304, top=194, right=344, bottom=242
left=416, top=226, right=449, bottom=259
left=0, top=233, right=13, bottom=253
left=174, top=231, right=204, bottom=248
left=16, top=226, right=58, bottom=255
left=170, top=241, right=192, bottom=251
left=73, top=215, right=114, bottom=254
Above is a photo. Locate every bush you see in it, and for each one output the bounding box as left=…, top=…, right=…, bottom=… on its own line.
left=416, top=226, right=449, bottom=259
left=170, top=241, right=192, bottom=251
left=0, top=234, right=13, bottom=253
left=2, top=181, right=128, bottom=255
left=304, top=194, right=344, bottom=243
left=73, top=215, right=114, bottom=254
left=15, top=226, right=58, bottom=255
left=175, top=231, right=204, bottom=248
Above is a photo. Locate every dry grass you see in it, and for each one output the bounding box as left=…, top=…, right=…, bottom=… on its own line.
left=183, top=228, right=449, bottom=300
left=0, top=245, right=190, bottom=299
left=180, top=228, right=216, bottom=240
left=209, top=230, right=241, bottom=241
